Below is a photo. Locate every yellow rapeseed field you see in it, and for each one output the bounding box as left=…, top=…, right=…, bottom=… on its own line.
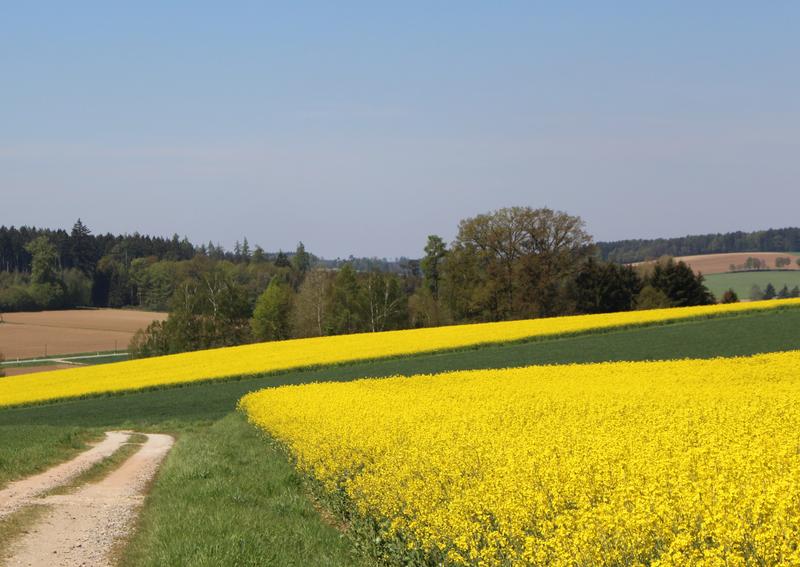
left=241, top=351, right=800, bottom=566
left=1, top=298, right=798, bottom=408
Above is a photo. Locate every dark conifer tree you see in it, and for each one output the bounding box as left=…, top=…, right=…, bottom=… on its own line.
left=647, top=259, right=715, bottom=306
left=274, top=250, right=291, bottom=268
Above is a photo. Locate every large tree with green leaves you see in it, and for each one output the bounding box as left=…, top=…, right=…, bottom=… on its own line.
left=444, top=207, right=593, bottom=320
left=364, top=267, right=407, bottom=332
left=130, top=268, right=251, bottom=357
left=292, top=242, right=311, bottom=276
left=290, top=268, right=332, bottom=337
left=25, top=236, right=59, bottom=285
left=251, top=277, right=292, bottom=341
left=24, top=236, right=64, bottom=309
left=420, top=235, right=447, bottom=300
left=328, top=264, right=366, bottom=334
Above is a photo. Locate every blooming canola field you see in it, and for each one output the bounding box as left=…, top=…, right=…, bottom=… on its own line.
left=2, top=298, right=799, bottom=408
left=241, top=351, right=800, bottom=566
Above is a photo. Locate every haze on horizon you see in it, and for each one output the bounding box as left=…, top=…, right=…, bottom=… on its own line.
left=1, top=2, right=798, bottom=259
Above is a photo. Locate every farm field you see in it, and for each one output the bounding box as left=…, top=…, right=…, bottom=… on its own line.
left=1, top=353, right=131, bottom=377
left=242, top=351, right=800, bottom=565
left=2, top=298, right=799, bottom=409
left=2, top=304, right=800, bottom=565
left=661, top=252, right=799, bottom=275
left=0, top=309, right=166, bottom=360
left=704, top=271, right=800, bottom=299
left=3, top=364, right=75, bottom=376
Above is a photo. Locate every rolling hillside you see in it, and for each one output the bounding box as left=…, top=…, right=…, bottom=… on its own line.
left=2, top=303, right=799, bottom=565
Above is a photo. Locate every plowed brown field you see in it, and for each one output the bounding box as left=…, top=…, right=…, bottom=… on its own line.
left=636, top=252, right=800, bottom=275
left=0, top=309, right=166, bottom=360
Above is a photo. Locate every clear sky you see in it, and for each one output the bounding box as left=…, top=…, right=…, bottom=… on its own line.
left=1, top=2, right=798, bottom=258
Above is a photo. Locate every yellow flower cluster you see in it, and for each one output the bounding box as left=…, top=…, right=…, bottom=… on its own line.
left=241, top=351, right=800, bottom=566
left=1, top=298, right=798, bottom=408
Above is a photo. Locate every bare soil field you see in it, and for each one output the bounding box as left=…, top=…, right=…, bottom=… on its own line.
left=636, top=252, right=800, bottom=275
left=0, top=309, right=166, bottom=360
left=3, top=364, right=74, bottom=376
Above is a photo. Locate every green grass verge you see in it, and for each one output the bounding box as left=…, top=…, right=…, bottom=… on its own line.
left=74, top=353, right=130, bottom=365
left=0, top=352, right=128, bottom=369
left=121, top=413, right=365, bottom=567
left=705, top=271, right=800, bottom=298
left=0, top=360, right=62, bottom=369
left=2, top=308, right=800, bottom=565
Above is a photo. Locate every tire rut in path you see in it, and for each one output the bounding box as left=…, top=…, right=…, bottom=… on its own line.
left=0, top=431, right=132, bottom=520
left=2, top=433, right=174, bottom=567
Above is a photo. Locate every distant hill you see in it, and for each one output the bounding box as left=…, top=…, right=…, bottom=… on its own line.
left=599, top=227, right=800, bottom=264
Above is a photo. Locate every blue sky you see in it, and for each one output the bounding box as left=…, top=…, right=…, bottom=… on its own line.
left=1, top=2, right=798, bottom=257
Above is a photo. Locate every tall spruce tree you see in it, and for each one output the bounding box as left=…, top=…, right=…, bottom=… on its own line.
left=69, top=219, right=96, bottom=275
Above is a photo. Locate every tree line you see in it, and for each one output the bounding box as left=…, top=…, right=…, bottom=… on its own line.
left=729, top=256, right=800, bottom=272
left=128, top=207, right=715, bottom=357
left=1, top=208, right=719, bottom=358
left=599, top=227, right=800, bottom=264
left=0, top=221, right=420, bottom=312
left=748, top=283, right=800, bottom=301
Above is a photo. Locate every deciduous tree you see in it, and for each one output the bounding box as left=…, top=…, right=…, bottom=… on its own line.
left=251, top=277, right=292, bottom=341
left=290, top=268, right=331, bottom=337
left=445, top=207, right=593, bottom=320
left=328, top=264, right=366, bottom=334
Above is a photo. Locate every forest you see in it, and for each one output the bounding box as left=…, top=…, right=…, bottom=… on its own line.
left=599, top=227, right=800, bottom=263
left=1, top=209, right=717, bottom=357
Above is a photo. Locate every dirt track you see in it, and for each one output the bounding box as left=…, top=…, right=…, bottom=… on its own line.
left=0, top=309, right=166, bottom=359
left=1, top=433, right=174, bottom=567
left=0, top=432, right=131, bottom=520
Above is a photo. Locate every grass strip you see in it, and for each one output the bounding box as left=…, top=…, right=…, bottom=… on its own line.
left=121, top=413, right=364, bottom=567
left=47, top=433, right=148, bottom=496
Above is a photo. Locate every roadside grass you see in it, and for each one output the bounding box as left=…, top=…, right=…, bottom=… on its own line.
left=75, top=353, right=130, bottom=365
left=0, top=359, right=62, bottom=369
left=0, top=425, right=100, bottom=488
left=121, top=413, right=365, bottom=567
left=0, top=351, right=128, bottom=368
left=48, top=433, right=148, bottom=496
left=2, top=307, right=800, bottom=565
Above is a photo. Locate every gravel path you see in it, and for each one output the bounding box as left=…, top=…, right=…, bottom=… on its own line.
left=0, top=431, right=131, bottom=520
left=2, top=433, right=174, bottom=567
